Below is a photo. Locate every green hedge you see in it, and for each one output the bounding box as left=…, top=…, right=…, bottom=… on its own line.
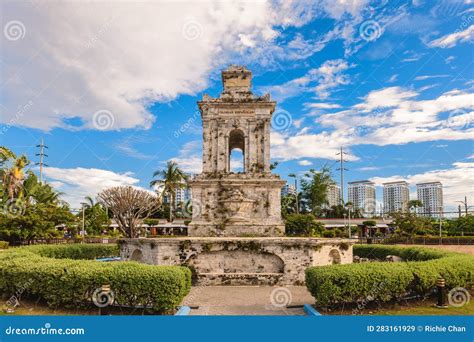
left=0, top=241, right=9, bottom=249
left=0, top=244, right=191, bottom=313
left=305, top=245, right=474, bottom=307
left=25, top=244, right=119, bottom=260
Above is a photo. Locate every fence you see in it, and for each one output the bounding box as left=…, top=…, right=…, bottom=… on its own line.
left=358, top=236, right=474, bottom=245
left=11, top=237, right=118, bottom=246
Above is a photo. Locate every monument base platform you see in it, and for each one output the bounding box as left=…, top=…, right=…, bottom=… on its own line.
left=119, top=237, right=354, bottom=285
left=187, top=223, right=285, bottom=237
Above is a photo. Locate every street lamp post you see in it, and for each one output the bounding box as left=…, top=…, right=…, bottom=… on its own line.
left=346, top=203, right=353, bottom=239
left=438, top=206, right=443, bottom=239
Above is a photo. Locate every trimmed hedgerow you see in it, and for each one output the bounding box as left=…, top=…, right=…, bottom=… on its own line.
left=305, top=245, right=474, bottom=307
left=0, top=244, right=191, bottom=313
left=0, top=241, right=9, bottom=249
left=25, top=243, right=119, bottom=260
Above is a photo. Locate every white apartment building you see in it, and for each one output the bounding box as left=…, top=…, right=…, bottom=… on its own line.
left=327, top=183, right=341, bottom=207
left=348, top=180, right=376, bottom=217
left=281, top=184, right=297, bottom=197
left=417, top=182, right=443, bottom=217
left=383, top=181, right=409, bottom=214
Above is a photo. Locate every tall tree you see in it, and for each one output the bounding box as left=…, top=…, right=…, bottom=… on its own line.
left=150, top=161, right=188, bottom=222
left=98, top=186, right=160, bottom=238
left=300, top=165, right=335, bottom=217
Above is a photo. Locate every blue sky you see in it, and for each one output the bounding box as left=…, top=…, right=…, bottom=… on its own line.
left=1, top=0, right=473, bottom=212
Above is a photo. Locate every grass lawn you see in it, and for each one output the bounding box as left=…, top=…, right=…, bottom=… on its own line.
left=318, top=296, right=473, bottom=316
left=371, top=299, right=474, bottom=316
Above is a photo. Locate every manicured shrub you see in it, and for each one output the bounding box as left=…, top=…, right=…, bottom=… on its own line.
left=322, top=230, right=335, bottom=238
left=0, top=244, right=191, bottom=313
left=25, top=243, right=119, bottom=260
left=0, top=241, right=9, bottom=249
left=285, top=214, right=324, bottom=237
left=305, top=245, right=474, bottom=307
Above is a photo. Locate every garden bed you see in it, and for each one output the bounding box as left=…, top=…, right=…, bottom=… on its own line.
left=0, top=244, right=191, bottom=314
left=305, top=245, right=474, bottom=308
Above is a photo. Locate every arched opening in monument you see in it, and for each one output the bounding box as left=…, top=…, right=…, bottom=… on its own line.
left=131, top=249, right=143, bottom=262
left=228, top=129, right=245, bottom=173
left=329, top=249, right=341, bottom=265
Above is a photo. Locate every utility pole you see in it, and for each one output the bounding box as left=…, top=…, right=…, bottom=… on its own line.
left=35, top=138, right=48, bottom=184
left=456, top=196, right=469, bottom=216
left=336, top=147, right=348, bottom=205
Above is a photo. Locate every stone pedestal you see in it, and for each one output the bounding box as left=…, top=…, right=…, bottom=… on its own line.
left=119, top=237, right=353, bottom=285
left=188, top=173, right=285, bottom=237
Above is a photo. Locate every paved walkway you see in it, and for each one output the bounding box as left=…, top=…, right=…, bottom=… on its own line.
left=182, top=286, right=314, bottom=316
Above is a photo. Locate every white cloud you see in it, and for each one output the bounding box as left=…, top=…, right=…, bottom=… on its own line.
left=388, top=74, right=398, bottom=83
left=370, top=162, right=474, bottom=210
left=44, top=167, right=142, bottom=207
left=1, top=1, right=295, bottom=131
left=272, top=86, right=474, bottom=162
left=115, top=140, right=153, bottom=160
left=298, top=159, right=312, bottom=166
left=429, top=25, right=474, bottom=48
left=170, top=141, right=203, bottom=174
left=305, top=103, right=342, bottom=109
left=414, top=75, right=449, bottom=81
left=319, top=0, right=371, bottom=20
left=271, top=130, right=359, bottom=161
left=263, top=59, right=353, bottom=102
left=356, top=166, right=380, bottom=171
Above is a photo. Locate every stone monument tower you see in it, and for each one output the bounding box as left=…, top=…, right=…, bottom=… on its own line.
left=188, top=65, right=285, bottom=237
left=119, top=66, right=354, bottom=286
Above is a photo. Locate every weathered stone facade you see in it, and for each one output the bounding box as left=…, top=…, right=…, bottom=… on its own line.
left=120, top=237, right=353, bottom=285
left=119, top=65, right=355, bottom=285
left=188, top=66, right=285, bottom=237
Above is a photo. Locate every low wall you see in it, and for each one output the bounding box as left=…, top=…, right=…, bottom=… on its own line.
left=119, top=237, right=354, bottom=285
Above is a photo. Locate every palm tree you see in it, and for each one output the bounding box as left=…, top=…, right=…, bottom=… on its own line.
left=81, top=196, right=95, bottom=209
left=150, top=161, right=188, bottom=222
left=0, top=146, right=30, bottom=199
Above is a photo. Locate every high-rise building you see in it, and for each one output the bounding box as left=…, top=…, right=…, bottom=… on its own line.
left=157, top=174, right=195, bottom=206
left=383, top=181, right=409, bottom=214
left=281, top=184, right=296, bottom=197
left=327, top=183, right=341, bottom=207
left=348, top=180, right=376, bottom=217
left=417, top=182, right=443, bottom=217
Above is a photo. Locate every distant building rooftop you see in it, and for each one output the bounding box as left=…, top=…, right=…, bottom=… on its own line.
left=348, top=180, right=375, bottom=185
left=383, top=180, right=408, bottom=185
